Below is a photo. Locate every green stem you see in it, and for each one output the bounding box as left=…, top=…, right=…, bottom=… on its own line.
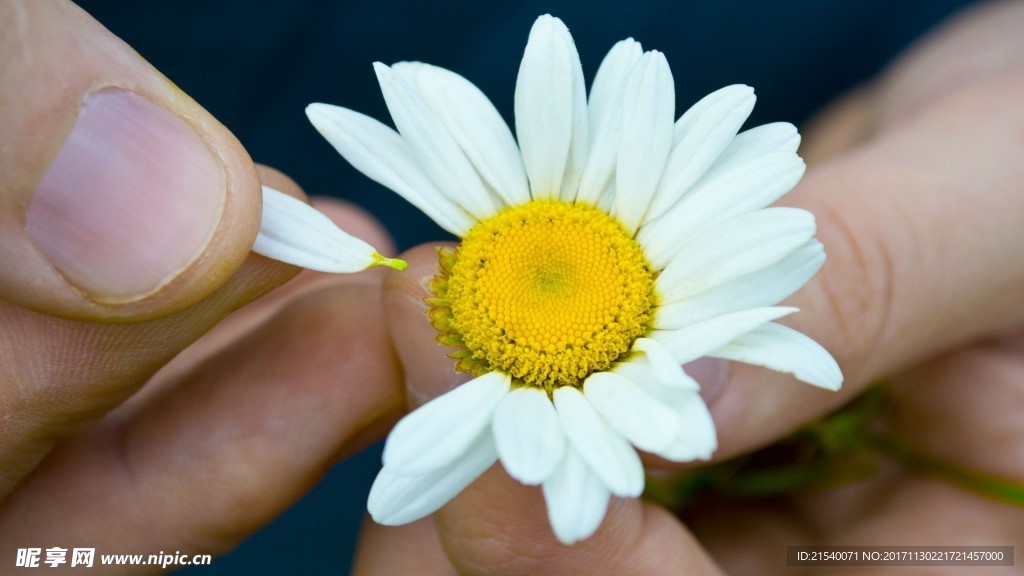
left=652, top=383, right=1024, bottom=510
left=871, top=435, right=1024, bottom=506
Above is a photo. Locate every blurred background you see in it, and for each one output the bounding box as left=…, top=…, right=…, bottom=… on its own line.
left=73, top=0, right=973, bottom=573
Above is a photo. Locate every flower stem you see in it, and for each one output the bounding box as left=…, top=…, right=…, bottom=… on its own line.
left=651, top=384, right=1024, bottom=509
left=869, top=434, right=1024, bottom=506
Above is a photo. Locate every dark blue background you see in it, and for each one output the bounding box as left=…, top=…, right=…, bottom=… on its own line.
left=74, top=1, right=973, bottom=573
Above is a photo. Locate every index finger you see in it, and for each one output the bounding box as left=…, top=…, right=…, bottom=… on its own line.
left=709, top=68, right=1024, bottom=460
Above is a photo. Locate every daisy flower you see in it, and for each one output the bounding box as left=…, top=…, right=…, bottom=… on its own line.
left=308, top=15, right=842, bottom=544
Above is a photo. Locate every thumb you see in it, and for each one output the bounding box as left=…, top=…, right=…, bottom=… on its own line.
left=0, top=0, right=260, bottom=321
left=0, top=1, right=307, bottom=499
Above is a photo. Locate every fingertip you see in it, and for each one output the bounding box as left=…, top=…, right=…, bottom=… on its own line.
left=382, top=243, right=451, bottom=298
left=433, top=465, right=723, bottom=575
left=353, top=518, right=457, bottom=576
left=382, top=243, right=466, bottom=408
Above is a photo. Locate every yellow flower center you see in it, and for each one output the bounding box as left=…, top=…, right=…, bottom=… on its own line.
left=430, top=201, right=655, bottom=392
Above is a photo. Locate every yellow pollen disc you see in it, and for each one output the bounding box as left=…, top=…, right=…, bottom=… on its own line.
left=433, top=201, right=655, bottom=391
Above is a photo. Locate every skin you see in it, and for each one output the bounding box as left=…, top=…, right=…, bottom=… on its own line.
left=0, top=1, right=1021, bottom=574
left=0, top=2, right=405, bottom=572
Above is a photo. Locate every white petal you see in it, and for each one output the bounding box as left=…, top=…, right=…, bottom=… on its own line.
left=492, top=387, right=566, bottom=485
left=254, top=186, right=386, bottom=272
left=542, top=445, right=611, bottom=544
left=710, top=322, right=843, bottom=390
left=614, top=51, right=675, bottom=234
left=559, top=20, right=589, bottom=203
left=306, top=103, right=474, bottom=236
left=651, top=306, right=797, bottom=364
left=655, top=240, right=825, bottom=328
left=596, top=178, right=617, bottom=214
left=374, top=63, right=498, bottom=220
left=577, top=39, right=642, bottom=205
left=584, top=372, right=681, bottom=454
left=711, top=122, right=801, bottom=172
left=515, top=15, right=576, bottom=201
left=639, top=151, right=806, bottom=268
left=655, top=207, right=816, bottom=304
left=382, top=372, right=510, bottom=474
left=624, top=373, right=717, bottom=462
left=397, top=62, right=529, bottom=207
left=613, top=354, right=701, bottom=393
left=670, top=85, right=750, bottom=144
left=654, top=391, right=718, bottom=462
left=630, top=338, right=696, bottom=389
left=368, top=433, right=497, bottom=525
left=645, top=85, right=756, bottom=222
left=552, top=386, right=644, bottom=497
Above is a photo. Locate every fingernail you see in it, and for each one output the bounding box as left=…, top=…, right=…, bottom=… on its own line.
left=27, top=88, right=226, bottom=302
left=684, top=357, right=728, bottom=403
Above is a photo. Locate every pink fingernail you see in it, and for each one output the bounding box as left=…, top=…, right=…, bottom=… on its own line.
left=27, top=89, right=225, bottom=302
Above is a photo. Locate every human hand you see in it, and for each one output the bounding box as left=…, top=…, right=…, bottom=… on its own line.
left=0, top=2, right=405, bottom=571
left=352, top=2, right=1024, bottom=574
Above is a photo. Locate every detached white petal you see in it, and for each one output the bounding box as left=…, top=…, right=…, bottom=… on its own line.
left=652, top=306, right=797, bottom=364
left=382, top=371, right=510, bottom=474
left=614, top=50, right=674, bottom=234
left=398, top=62, right=530, bottom=207
left=253, top=186, right=404, bottom=272
left=515, top=15, right=577, bottom=201
left=493, top=386, right=566, bottom=485
left=577, top=38, right=642, bottom=205
left=553, top=386, right=644, bottom=497
left=584, top=371, right=681, bottom=454
left=374, top=62, right=498, bottom=220
left=305, top=103, right=474, bottom=235
left=542, top=445, right=611, bottom=545
left=645, top=85, right=756, bottom=222
left=656, top=207, right=816, bottom=304
left=710, top=322, right=843, bottom=390
left=368, top=433, right=497, bottom=525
